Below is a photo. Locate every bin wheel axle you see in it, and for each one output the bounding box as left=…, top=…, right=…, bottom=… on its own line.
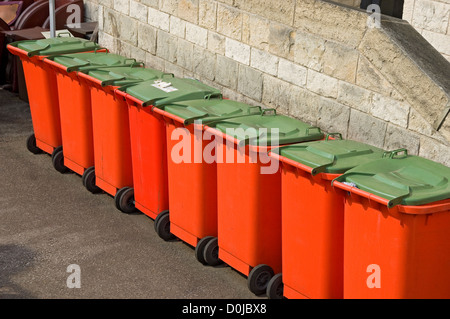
left=115, top=187, right=137, bottom=214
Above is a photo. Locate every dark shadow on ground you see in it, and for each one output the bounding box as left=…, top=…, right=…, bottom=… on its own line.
left=0, top=244, right=36, bottom=299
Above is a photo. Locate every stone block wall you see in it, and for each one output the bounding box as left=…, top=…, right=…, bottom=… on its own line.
left=82, top=0, right=450, bottom=166
left=403, top=0, right=450, bottom=62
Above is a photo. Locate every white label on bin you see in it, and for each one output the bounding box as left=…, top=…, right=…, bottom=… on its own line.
left=152, top=80, right=178, bottom=93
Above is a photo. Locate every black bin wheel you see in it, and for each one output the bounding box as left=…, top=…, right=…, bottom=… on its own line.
left=195, top=236, right=215, bottom=265
left=266, top=273, right=284, bottom=299
left=203, top=237, right=222, bottom=266
left=26, top=133, right=42, bottom=154
left=82, top=167, right=101, bottom=194
left=154, top=210, right=175, bottom=241
left=114, top=187, right=137, bottom=214
left=51, top=146, right=69, bottom=173
left=247, top=264, right=274, bottom=295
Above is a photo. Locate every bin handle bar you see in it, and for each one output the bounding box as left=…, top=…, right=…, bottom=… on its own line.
left=398, top=200, right=450, bottom=214
left=27, top=44, right=51, bottom=57
left=204, top=93, right=223, bottom=100
left=122, top=92, right=143, bottom=106
left=306, top=127, right=322, bottom=135
left=118, top=91, right=164, bottom=108
left=261, top=108, right=276, bottom=116
left=383, top=148, right=408, bottom=159
left=101, top=77, right=127, bottom=87
left=332, top=180, right=392, bottom=206
left=334, top=181, right=450, bottom=213
left=130, top=61, right=144, bottom=68
left=204, top=125, right=242, bottom=147
left=152, top=106, right=188, bottom=125
left=162, top=73, right=175, bottom=79
left=268, top=152, right=314, bottom=174
left=326, top=133, right=343, bottom=141
left=56, top=32, right=72, bottom=37
left=93, top=47, right=109, bottom=53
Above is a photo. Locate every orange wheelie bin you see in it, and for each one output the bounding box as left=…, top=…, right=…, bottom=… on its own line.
left=113, top=77, right=222, bottom=220
left=75, top=66, right=164, bottom=209
left=43, top=52, right=137, bottom=181
left=333, top=149, right=450, bottom=299
left=267, top=134, right=386, bottom=299
left=203, top=109, right=324, bottom=295
left=148, top=96, right=261, bottom=264
left=7, top=37, right=101, bottom=157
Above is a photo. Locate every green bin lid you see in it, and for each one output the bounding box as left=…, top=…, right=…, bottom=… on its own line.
left=274, top=133, right=385, bottom=175
left=333, top=149, right=450, bottom=207
left=12, top=37, right=100, bottom=57
left=122, top=77, right=221, bottom=107
left=81, top=66, right=164, bottom=87
left=206, top=108, right=324, bottom=146
left=46, top=52, right=137, bottom=72
left=159, top=97, right=263, bottom=125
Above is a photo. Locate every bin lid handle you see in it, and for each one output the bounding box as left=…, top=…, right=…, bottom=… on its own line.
left=382, top=148, right=408, bottom=159
left=326, top=132, right=343, bottom=140
left=129, top=61, right=144, bottom=68
left=261, top=108, right=276, bottom=116
left=306, top=127, right=322, bottom=135
left=204, top=93, right=223, bottom=100
left=162, top=73, right=175, bottom=79
left=57, top=32, right=73, bottom=38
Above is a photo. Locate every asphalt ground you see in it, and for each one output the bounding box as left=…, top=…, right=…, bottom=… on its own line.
left=0, top=88, right=260, bottom=300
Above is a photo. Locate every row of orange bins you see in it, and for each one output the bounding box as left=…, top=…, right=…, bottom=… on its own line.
left=8, top=36, right=450, bottom=299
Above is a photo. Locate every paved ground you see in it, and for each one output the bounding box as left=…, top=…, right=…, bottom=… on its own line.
left=0, top=88, right=259, bottom=299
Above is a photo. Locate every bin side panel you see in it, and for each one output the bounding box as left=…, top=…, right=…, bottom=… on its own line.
left=22, top=59, right=62, bottom=153
left=343, top=195, right=450, bottom=299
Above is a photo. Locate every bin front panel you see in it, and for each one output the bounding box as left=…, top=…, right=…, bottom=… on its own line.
left=56, top=71, right=94, bottom=174
left=281, top=164, right=344, bottom=299
left=90, top=87, right=133, bottom=195
left=216, top=141, right=282, bottom=275
left=343, top=194, right=450, bottom=299
left=128, top=103, right=169, bottom=219
left=165, top=122, right=218, bottom=246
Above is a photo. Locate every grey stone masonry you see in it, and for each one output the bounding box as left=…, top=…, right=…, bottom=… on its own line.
left=84, top=0, right=450, bottom=167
